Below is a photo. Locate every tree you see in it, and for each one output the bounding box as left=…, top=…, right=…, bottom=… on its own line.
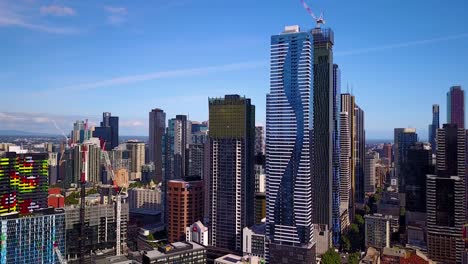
left=86, top=188, right=98, bottom=195
left=355, top=215, right=364, bottom=227
left=348, top=252, right=360, bottom=264
left=341, top=235, right=351, bottom=252
left=322, top=248, right=340, bottom=264
left=349, top=223, right=363, bottom=252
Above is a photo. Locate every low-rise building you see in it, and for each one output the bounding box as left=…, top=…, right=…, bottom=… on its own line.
left=186, top=221, right=209, bottom=246
left=242, top=224, right=266, bottom=259
left=142, top=242, right=206, bottom=264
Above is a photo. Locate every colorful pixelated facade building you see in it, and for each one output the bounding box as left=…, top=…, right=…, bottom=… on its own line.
left=0, top=152, right=49, bottom=215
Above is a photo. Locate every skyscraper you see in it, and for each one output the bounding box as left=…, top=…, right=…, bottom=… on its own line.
left=339, top=111, right=351, bottom=230
left=447, top=86, right=465, bottom=129
left=311, top=24, right=338, bottom=238
left=364, top=152, right=377, bottom=194
left=382, top=143, right=392, bottom=166
left=341, top=93, right=356, bottom=220
left=354, top=105, right=366, bottom=203
left=394, top=128, right=418, bottom=192
left=266, top=25, right=315, bottom=263
left=165, top=115, right=191, bottom=181
left=427, top=124, right=465, bottom=263
left=93, top=112, right=119, bottom=150
left=149, top=108, right=166, bottom=183
left=428, top=104, right=440, bottom=153
left=400, top=142, right=433, bottom=213
left=209, top=94, right=255, bottom=252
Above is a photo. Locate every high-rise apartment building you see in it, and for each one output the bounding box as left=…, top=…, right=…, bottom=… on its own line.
left=93, top=112, right=119, bottom=150
left=209, top=94, right=255, bottom=252
left=165, top=115, right=191, bottom=181
left=149, top=108, right=166, bottom=183
left=0, top=208, right=66, bottom=264
left=167, top=179, right=204, bottom=243
left=339, top=111, right=351, bottom=230
left=427, top=124, right=466, bottom=264
left=127, top=140, right=145, bottom=180
left=266, top=25, right=315, bottom=263
left=128, top=187, right=163, bottom=211
left=428, top=104, right=440, bottom=153
left=382, top=143, right=392, bottom=166
left=394, top=128, right=418, bottom=192
left=447, top=86, right=465, bottom=129
left=72, top=141, right=102, bottom=184
left=187, top=144, right=204, bottom=180
left=255, top=126, right=265, bottom=156
left=364, top=214, right=392, bottom=249
left=71, top=120, right=91, bottom=144
left=0, top=152, right=49, bottom=215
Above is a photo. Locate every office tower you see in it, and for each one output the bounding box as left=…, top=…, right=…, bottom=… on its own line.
left=354, top=105, right=366, bottom=203
left=209, top=94, right=255, bottom=251
left=311, top=24, right=336, bottom=234
left=167, top=179, right=204, bottom=243
left=401, top=142, right=433, bottom=213
left=149, top=108, right=166, bottom=183
left=186, top=221, right=209, bottom=246
left=341, top=93, right=356, bottom=220
left=427, top=124, right=466, bottom=263
left=0, top=208, right=66, bottom=263
left=394, top=128, right=418, bottom=192
left=165, top=115, right=191, bottom=181
left=339, top=112, right=351, bottom=230
left=127, top=140, right=145, bottom=180
left=365, top=153, right=377, bottom=194
left=266, top=25, right=315, bottom=262
left=255, top=155, right=266, bottom=224
left=192, top=121, right=209, bottom=144
left=428, top=104, right=440, bottom=153
left=93, top=112, right=119, bottom=150
left=382, top=143, right=392, bottom=166
left=364, top=214, right=392, bottom=249
left=187, top=144, right=204, bottom=180
left=331, top=64, right=341, bottom=245
left=447, top=86, right=465, bottom=129
left=142, top=242, right=206, bottom=263
left=255, top=126, right=265, bottom=156
left=64, top=203, right=129, bottom=262
left=0, top=152, right=49, bottom=215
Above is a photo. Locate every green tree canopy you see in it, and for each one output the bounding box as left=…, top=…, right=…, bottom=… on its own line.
left=348, top=252, right=360, bottom=264
left=322, top=248, right=341, bottom=264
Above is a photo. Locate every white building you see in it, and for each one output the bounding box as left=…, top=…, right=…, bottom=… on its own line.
left=242, top=224, right=266, bottom=259
left=128, top=187, right=162, bottom=211
left=186, top=221, right=209, bottom=246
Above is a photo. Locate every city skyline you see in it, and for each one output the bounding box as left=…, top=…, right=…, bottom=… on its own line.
left=1, top=0, right=468, bottom=139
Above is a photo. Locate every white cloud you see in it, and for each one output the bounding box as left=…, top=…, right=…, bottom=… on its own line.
left=104, top=6, right=127, bottom=25
left=40, top=5, right=76, bottom=16
left=0, top=1, right=78, bottom=34
left=42, top=61, right=265, bottom=93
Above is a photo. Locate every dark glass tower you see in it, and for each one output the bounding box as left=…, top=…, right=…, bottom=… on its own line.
left=149, top=108, right=166, bottom=183
left=400, top=142, right=433, bottom=212
left=209, top=94, right=255, bottom=252
left=312, top=25, right=336, bottom=231
left=93, top=112, right=119, bottom=150
left=427, top=124, right=465, bottom=263
left=447, top=86, right=465, bottom=129
left=354, top=105, right=365, bottom=203
left=394, top=128, right=418, bottom=192
left=428, top=104, right=440, bottom=153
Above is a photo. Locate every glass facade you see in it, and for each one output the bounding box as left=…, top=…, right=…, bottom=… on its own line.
left=266, top=25, right=314, bottom=255
left=0, top=209, right=66, bottom=264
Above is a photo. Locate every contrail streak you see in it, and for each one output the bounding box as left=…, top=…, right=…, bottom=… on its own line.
left=335, top=33, right=468, bottom=56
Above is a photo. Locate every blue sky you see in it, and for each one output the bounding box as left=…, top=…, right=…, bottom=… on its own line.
left=1, top=0, right=467, bottom=139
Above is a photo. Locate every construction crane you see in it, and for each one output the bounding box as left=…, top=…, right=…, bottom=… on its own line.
left=300, top=0, right=325, bottom=27
left=54, top=243, right=67, bottom=264
left=101, top=141, right=127, bottom=256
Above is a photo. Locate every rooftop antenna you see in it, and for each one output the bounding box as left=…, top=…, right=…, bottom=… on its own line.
left=300, top=0, right=325, bottom=27
left=347, top=82, right=350, bottom=94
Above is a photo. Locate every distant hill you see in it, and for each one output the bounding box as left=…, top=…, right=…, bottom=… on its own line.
left=0, top=130, right=57, bottom=136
